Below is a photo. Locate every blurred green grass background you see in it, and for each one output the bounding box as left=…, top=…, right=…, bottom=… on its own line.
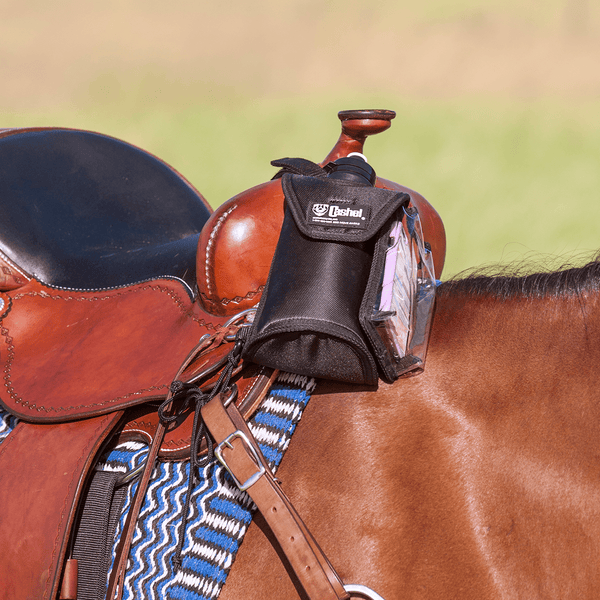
left=2, top=0, right=599, bottom=277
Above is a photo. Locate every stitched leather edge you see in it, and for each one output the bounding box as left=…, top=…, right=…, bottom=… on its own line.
left=1, top=282, right=219, bottom=416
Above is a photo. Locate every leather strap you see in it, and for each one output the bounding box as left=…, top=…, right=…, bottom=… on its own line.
left=201, top=393, right=350, bottom=600
left=105, top=419, right=167, bottom=600
left=105, top=327, right=252, bottom=600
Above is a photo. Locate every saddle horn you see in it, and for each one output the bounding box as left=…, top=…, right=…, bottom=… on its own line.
left=196, top=109, right=446, bottom=316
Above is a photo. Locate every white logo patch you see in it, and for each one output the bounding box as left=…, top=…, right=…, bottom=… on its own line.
left=308, top=201, right=370, bottom=229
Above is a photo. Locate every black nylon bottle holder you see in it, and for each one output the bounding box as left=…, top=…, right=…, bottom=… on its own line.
left=243, top=161, right=410, bottom=385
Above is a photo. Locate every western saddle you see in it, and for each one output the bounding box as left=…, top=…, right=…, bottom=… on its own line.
left=0, top=113, right=446, bottom=600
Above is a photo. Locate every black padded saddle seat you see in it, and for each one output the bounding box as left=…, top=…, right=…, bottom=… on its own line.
left=0, top=129, right=212, bottom=292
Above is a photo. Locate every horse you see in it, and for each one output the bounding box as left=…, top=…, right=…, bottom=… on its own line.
left=215, top=260, right=600, bottom=600
left=2, top=115, right=599, bottom=600
left=3, top=254, right=600, bottom=600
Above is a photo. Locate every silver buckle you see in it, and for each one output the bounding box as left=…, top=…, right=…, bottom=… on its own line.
left=344, top=584, right=386, bottom=600
left=215, top=430, right=266, bottom=491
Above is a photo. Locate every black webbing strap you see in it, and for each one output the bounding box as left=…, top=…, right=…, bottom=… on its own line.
left=270, top=157, right=328, bottom=179
left=71, top=470, right=128, bottom=600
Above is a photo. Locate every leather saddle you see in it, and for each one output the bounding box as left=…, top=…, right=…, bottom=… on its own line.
left=0, top=114, right=447, bottom=600
left=0, top=128, right=233, bottom=422
left=0, top=127, right=211, bottom=292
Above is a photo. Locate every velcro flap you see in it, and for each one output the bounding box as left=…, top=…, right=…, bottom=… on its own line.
left=282, top=173, right=410, bottom=242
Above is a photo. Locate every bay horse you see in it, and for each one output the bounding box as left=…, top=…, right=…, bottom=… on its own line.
left=1, top=117, right=599, bottom=600
left=218, top=258, right=600, bottom=600
left=3, top=255, right=598, bottom=599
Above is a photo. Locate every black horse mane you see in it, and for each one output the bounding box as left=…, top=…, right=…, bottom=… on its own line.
left=438, top=253, right=600, bottom=299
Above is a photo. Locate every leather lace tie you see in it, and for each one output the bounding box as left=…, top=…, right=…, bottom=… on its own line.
left=158, top=326, right=249, bottom=569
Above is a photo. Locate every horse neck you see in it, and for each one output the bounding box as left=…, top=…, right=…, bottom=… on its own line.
left=252, top=289, right=600, bottom=599
left=429, top=289, right=600, bottom=389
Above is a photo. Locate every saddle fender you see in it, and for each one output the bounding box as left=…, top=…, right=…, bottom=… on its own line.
left=197, top=110, right=446, bottom=317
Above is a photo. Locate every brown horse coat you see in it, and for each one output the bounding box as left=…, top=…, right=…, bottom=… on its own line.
left=221, top=262, right=600, bottom=599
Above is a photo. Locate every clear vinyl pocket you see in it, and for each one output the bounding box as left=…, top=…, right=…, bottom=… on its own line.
left=359, top=206, right=436, bottom=381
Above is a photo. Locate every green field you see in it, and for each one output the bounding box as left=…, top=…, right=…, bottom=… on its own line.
left=2, top=1, right=599, bottom=278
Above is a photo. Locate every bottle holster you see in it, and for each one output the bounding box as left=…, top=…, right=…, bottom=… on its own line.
left=243, top=168, right=409, bottom=385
